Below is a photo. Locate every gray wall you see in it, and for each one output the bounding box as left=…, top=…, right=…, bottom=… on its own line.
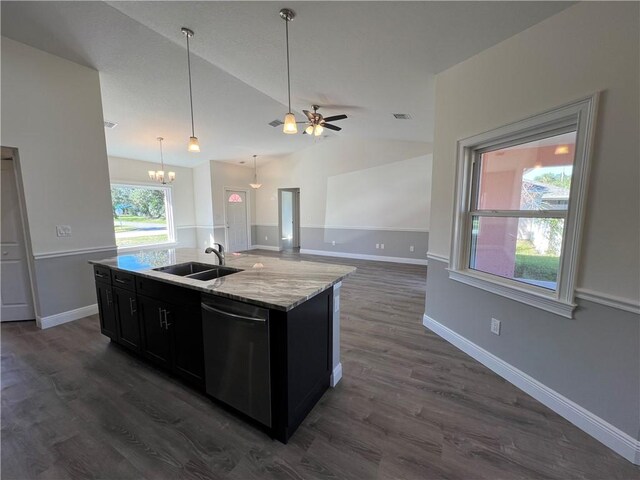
left=425, top=259, right=639, bottom=438
left=252, top=225, right=279, bottom=248
left=251, top=224, right=428, bottom=261
left=33, top=249, right=117, bottom=317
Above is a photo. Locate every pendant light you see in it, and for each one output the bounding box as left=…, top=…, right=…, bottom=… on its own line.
left=148, top=137, right=175, bottom=184
left=181, top=27, right=200, bottom=152
left=249, top=155, right=262, bottom=189
left=280, top=9, right=297, bottom=134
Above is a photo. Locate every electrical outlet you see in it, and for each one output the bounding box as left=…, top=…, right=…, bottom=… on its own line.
left=56, top=225, right=72, bottom=237
left=376, top=243, right=380, bottom=249
left=265, top=236, right=268, bottom=241
left=491, top=318, right=501, bottom=335
left=410, top=245, right=415, bottom=252
left=332, top=240, right=336, bottom=246
left=380, top=243, right=384, bottom=249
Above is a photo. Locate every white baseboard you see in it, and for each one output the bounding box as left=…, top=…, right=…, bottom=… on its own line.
left=37, top=304, right=98, bottom=329
left=422, top=314, right=640, bottom=465
left=300, top=248, right=427, bottom=266
left=249, top=245, right=281, bottom=252
left=330, top=362, right=343, bottom=387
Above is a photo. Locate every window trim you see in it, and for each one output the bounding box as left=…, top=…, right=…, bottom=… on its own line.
left=110, top=181, right=177, bottom=252
left=448, top=94, right=599, bottom=318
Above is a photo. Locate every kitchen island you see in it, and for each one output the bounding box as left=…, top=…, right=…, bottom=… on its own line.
left=89, top=248, right=354, bottom=443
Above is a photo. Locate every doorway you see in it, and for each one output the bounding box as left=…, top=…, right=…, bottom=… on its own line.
left=278, top=188, right=300, bottom=251
left=1, top=148, right=35, bottom=321
left=224, top=188, right=250, bottom=253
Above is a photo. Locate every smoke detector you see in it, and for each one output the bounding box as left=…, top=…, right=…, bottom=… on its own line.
left=104, top=120, right=118, bottom=129
left=393, top=113, right=412, bottom=120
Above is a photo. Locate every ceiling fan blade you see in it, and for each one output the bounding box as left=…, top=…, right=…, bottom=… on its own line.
left=323, top=123, right=342, bottom=131
left=323, top=114, right=347, bottom=122
left=303, top=110, right=314, bottom=121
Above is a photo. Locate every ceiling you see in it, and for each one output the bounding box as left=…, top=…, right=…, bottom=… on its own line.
left=1, top=1, right=573, bottom=167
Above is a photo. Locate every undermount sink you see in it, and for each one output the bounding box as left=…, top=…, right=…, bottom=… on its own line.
left=187, top=267, right=242, bottom=281
left=153, top=262, right=242, bottom=281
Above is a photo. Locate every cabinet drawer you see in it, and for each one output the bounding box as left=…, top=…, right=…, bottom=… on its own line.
left=111, top=270, right=135, bottom=290
left=94, top=265, right=111, bottom=283
left=136, top=276, right=199, bottom=305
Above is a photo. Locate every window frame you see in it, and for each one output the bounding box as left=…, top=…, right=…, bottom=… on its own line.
left=110, top=181, right=177, bottom=252
left=449, top=94, right=599, bottom=318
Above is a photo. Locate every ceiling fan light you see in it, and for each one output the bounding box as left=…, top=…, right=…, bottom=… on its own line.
left=283, top=113, right=298, bottom=134
left=314, top=124, right=323, bottom=136
left=188, top=136, right=200, bottom=152
left=305, top=125, right=314, bottom=135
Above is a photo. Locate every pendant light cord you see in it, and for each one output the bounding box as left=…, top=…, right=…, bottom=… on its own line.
left=285, top=18, right=292, bottom=113
left=186, top=34, right=195, bottom=137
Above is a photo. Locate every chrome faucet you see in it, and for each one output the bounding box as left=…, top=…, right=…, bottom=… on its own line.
left=204, top=243, right=225, bottom=265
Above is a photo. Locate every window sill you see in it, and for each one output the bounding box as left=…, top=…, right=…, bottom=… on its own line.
left=116, top=242, right=178, bottom=253
left=447, top=268, right=576, bottom=318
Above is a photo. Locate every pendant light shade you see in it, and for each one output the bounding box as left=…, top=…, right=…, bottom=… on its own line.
left=283, top=113, right=298, bottom=134
left=249, top=155, right=262, bottom=189
left=149, top=137, right=175, bottom=184
left=188, top=136, right=200, bottom=152
left=280, top=9, right=297, bottom=134
left=182, top=27, right=200, bottom=152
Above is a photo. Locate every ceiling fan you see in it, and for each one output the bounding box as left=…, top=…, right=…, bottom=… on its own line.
left=301, top=105, right=347, bottom=136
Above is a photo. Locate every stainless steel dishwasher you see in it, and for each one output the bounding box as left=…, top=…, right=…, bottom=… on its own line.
left=201, top=295, right=271, bottom=427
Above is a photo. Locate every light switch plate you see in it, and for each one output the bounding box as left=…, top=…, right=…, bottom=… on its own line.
left=491, top=318, right=501, bottom=335
left=56, top=225, right=72, bottom=237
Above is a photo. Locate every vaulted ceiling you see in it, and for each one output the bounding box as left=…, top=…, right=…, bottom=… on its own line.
left=1, top=1, right=572, bottom=167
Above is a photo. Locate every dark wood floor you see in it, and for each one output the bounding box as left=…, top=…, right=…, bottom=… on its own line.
left=2, top=251, right=638, bottom=479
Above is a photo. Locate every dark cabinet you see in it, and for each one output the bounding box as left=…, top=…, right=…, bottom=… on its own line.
left=137, top=293, right=205, bottom=387
left=171, top=303, right=205, bottom=386
left=137, top=295, right=173, bottom=370
left=113, top=287, right=140, bottom=352
left=95, top=281, right=117, bottom=339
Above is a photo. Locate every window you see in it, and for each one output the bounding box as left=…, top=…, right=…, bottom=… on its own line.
left=449, top=95, right=598, bottom=317
left=111, top=183, right=175, bottom=249
left=228, top=193, right=243, bottom=203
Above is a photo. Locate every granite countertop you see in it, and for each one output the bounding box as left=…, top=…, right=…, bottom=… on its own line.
left=89, top=248, right=355, bottom=311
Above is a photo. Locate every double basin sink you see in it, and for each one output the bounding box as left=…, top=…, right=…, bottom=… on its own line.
left=153, top=262, right=242, bottom=281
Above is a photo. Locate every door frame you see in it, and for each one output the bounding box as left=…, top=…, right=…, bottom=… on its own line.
left=278, top=188, right=300, bottom=251
left=223, top=186, right=252, bottom=252
left=1, top=146, right=38, bottom=320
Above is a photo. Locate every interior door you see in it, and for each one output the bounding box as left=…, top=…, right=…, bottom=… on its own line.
left=225, top=190, right=248, bottom=253
left=1, top=157, right=34, bottom=321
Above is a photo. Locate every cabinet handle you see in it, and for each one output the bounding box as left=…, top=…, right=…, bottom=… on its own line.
left=114, top=278, right=127, bottom=284
left=106, top=290, right=112, bottom=307
left=158, top=307, right=164, bottom=328
left=96, top=272, right=107, bottom=278
left=164, top=310, right=172, bottom=330
left=129, top=298, right=136, bottom=315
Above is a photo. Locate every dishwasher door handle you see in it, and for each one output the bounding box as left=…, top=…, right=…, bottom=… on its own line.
left=201, top=303, right=266, bottom=323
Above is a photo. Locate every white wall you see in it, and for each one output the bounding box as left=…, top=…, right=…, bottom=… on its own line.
left=425, top=1, right=640, bottom=459
left=1, top=37, right=114, bottom=254
left=256, top=137, right=432, bottom=230
left=1, top=37, right=116, bottom=320
left=429, top=1, right=639, bottom=302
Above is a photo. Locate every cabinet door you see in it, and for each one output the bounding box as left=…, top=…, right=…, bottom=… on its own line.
left=113, top=287, right=140, bottom=352
left=138, top=295, right=172, bottom=369
left=96, top=282, right=117, bottom=339
left=170, top=304, right=205, bottom=387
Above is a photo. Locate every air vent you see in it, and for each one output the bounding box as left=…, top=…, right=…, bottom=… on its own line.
left=268, top=119, right=284, bottom=127
left=393, top=113, right=412, bottom=120
left=104, top=121, right=118, bottom=129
